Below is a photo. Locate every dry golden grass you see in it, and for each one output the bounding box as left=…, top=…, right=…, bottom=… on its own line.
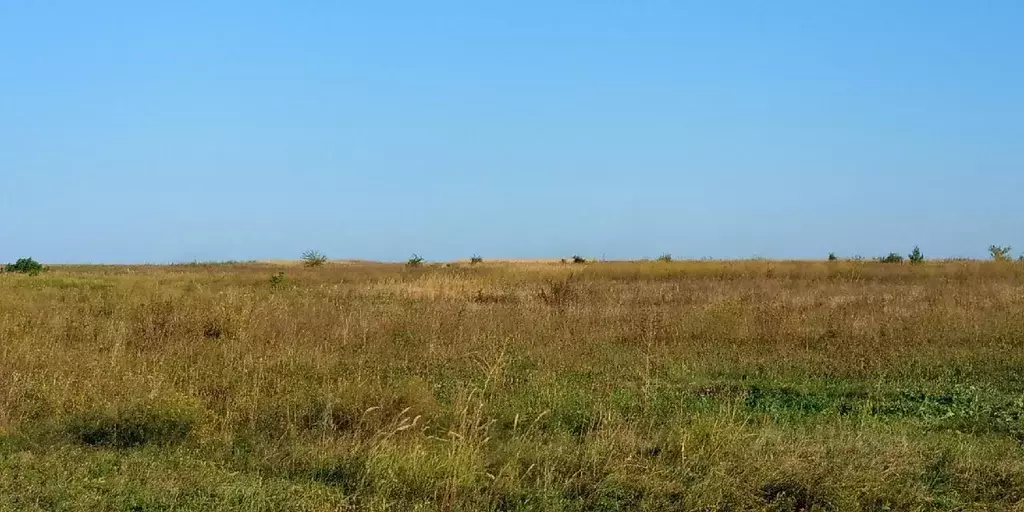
left=2, top=259, right=1024, bottom=510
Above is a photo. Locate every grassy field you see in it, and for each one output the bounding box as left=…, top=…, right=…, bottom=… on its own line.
left=2, top=260, right=1024, bottom=511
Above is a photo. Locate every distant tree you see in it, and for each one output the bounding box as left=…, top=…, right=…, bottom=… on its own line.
left=470, top=254, right=483, bottom=264
left=656, top=253, right=673, bottom=262
left=908, top=246, right=924, bottom=265
left=828, top=252, right=838, bottom=261
left=989, top=245, right=1013, bottom=261
left=301, top=250, right=327, bottom=267
left=4, top=257, right=43, bottom=276
left=571, top=255, right=587, bottom=264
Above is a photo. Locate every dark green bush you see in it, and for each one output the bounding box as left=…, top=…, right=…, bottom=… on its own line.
left=908, top=246, right=924, bottom=264
left=878, top=253, right=903, bottom=264
left=470, top=254, right=483, bottom=264
left=4, top=257, right=44, bottom=275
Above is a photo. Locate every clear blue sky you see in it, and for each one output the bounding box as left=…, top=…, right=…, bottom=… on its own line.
left=2, top=1, right=1021, bottom=263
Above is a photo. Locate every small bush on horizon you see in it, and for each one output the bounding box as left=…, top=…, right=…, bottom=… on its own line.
left=5, top=257, right=44, bottom=275
left=571, top=255, right=587, bottom=264
left=656, top=253, right=673, bottom=262
left=470, top=255, right=483, bottom=264
left=990, top=245, right=1013, bottom=261
left=908, top=246, right=925, bottom=265
left=301, top=250, right=328, bottom=267
left=407, top=254, right=425, bottom=267
left=828, top=252, right=838, bottom=261
left=879, top=253, right=904, bottom=264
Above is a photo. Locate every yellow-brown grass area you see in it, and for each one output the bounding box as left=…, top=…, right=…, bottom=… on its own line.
left=2, top=260, right=1024, bottom=510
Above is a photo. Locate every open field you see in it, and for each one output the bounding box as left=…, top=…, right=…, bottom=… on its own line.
left=2, top=260, right=1024, bottom=510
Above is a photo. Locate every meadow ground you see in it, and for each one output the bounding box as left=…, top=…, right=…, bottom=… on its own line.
left=2, top=260, right=1024, bottom=511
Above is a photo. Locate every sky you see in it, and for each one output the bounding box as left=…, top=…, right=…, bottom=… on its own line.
left=1, top=1, right=1022, bottom=263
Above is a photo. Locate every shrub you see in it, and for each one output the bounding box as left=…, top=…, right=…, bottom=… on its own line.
left=908, top=246, right=924, bottom=265
left=990, top=245, right=1013, bottom=262
left=878, top=253, right=903, bottom=264
left=4, top=257, right=44, bottom=275
left=656, top=253, right=672, bottom=263
left=270, top=272, right=286, bottom=288
left=301, top=250, right=328, bottom=267
left=828, top=252, right=838, bottom=261
left=470, top=254, right=483, bottom=264
left=571, top=255, right=587, bottom=264
left=407, top=254, right=425, bottom=268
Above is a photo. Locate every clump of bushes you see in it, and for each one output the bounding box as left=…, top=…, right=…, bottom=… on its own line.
left=470, top=254, right=483, bottom=264
left=827, top=252, right=838, bottom=261
left=656, top=253, right=673, bottom=262
left=301, top=250, right=328, bottom=267
left=878, top=253, right=904, bottom=264
left=4, top=257, right=44, bottom=275
left=571, top=255, right=587, bottom=264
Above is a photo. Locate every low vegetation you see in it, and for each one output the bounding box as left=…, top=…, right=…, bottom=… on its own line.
left=269, top=271, right=287, bottom=288
left=4, top=257, right=43, bottom=275
left=407, top=254, right=425, bottom=267
left=2, top=259, right=1024, bottom=509
left=990, top=245, right=1014, bottom=261
left=301, top=250, right=328, bottom=267
left=877, top=252, right=903, bottom=264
